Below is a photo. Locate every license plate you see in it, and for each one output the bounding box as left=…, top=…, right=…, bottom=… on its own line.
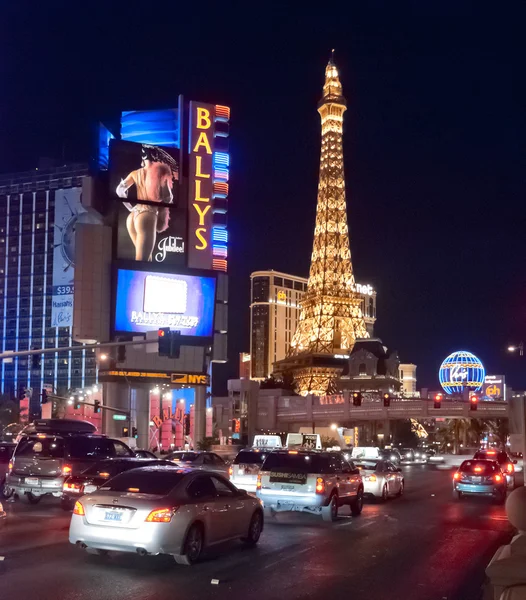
left=104, top=511, right=123, bottom=522
left=281, top=485, right=294, bottom=491
left=471, top=476, right=482, bottom=483
left=25, top=477, right=39, bottom=486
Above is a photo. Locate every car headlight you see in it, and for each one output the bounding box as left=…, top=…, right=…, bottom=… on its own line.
left=390, top=455, right=396, bottom=461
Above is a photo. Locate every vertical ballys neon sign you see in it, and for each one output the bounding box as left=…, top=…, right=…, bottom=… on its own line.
left=188, top=103, right=215, bottom=269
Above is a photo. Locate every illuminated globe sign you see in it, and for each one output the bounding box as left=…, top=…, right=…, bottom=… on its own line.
left=439, top=351, right=485, bottom=395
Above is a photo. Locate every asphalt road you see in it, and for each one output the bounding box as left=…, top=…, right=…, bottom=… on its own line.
left=0, top=466, right=517, bottom=600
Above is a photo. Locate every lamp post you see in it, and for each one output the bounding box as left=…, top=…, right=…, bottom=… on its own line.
left=507, top=342, right=524, bottom=357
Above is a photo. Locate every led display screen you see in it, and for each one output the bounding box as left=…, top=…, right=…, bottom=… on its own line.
left=109, top=139, right=179, bottom=205
left=114, top=268, right=216, bottom=337
left=116, top=201, right=186, bottom=266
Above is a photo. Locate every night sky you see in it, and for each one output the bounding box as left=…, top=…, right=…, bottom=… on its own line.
left=1, top=3, right=525, bottom=391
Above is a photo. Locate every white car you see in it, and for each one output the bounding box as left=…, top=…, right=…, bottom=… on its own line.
left=356, top=460, right=404, bottom=501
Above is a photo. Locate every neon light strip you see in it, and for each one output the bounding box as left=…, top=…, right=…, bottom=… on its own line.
left=212, top=227, right=228, bottom=242
left=214, top=152, right=230, bottom=167
left=212, top=245, right=227, bottom=258
left=1, top=195, right=8, bottom=393
left=214, top=168, right=229, bottom=181
left=212, top=259, right=227, bottom=271
left=14, top=194, right=22, bottom=396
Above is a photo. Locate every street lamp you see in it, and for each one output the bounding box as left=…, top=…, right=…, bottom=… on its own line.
left=507, top=342, right=524, bottom=356
left=99, top=353, right=108, bottom=361
left=330, top=423, right=338, bottom=431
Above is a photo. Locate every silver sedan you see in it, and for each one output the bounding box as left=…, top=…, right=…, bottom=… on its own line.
left=69, top=466, right=263, bottom=565
left=356, top=460, right=404, bottom=501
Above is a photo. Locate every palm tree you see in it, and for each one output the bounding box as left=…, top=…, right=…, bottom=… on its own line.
left=486, top=419, right=509, bottom=448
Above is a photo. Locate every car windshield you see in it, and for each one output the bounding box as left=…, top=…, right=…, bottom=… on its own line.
left=15, top=436, right=64, bottom=458
left=261, top=452, right=331, bottom=473
left=66, top=437, right=117, bottom=459
left=357, top=461, right=377, bottom=471
left=234, top=451, right=266, bottom=465
left=460, top=460, right=498, bottom=474
left=100, top=469, right=186, bottom=495
left=169, top=452, right=199, bottom=462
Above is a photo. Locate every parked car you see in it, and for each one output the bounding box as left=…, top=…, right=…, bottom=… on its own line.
left=61, top=457, right=174, bottom=510
left=256, top=450, right=364, bottom=521
left=230, top=449, right=269, bottom=493
left=0, top=442, right=16, bottom=498
left=453, top=459, right=507, bottom=503
left=6, top=420, right=134, bottom=504
left=472, top=449, right=516, bottom=489
left=356, top=460, right=404, bottom=501
left=165, top=451, right=229, bottom=475
left=69, top=466, right=263, bottom=565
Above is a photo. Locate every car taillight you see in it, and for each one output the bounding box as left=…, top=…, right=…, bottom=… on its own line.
left=494, top=474, right=503, bottom=483
left=63, top=482, right=82, bottom=492
left=315, top=477, right=325, bottom=494
left=73, top=501, right=85, bottom=516
left=367, top=474, right=377, bottom=482
left=228, top=466, right=233, bottom=477
left=473, top=467, right=483, bottom=473
left=145, top=508, right=177, bottom=523
left=8, top=461, right=13, bottom=473
left=453, top=472, right=461, bottom=480
left=62, top=465, right=72, bottom=476
left=256, top=474, right=262, bottom=490
left=507, top=463, right=514, bottom=474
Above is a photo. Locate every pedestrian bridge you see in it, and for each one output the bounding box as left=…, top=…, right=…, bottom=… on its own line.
left=267, top=394, right=509, bottom=427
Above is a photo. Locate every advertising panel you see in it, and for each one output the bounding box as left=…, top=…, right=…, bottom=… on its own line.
left=109, top=139, right=179, bottom=205
left=188, top=102, right=215, bottom=269
left=116, top=201, right=186, bottom=266
left=114, top=268, right=216, bottom=336
left=51, top=188, right=86, bottom=327
left=482, top=375, right=506, bottom=400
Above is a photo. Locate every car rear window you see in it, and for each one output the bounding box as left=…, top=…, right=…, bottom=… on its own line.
left=234, top=451, right=266, bottom=465
left=66, top=437, right=115, bottom=459
left=100, top=470, right=185, bottom=495
left=15, top=436, right=64, bottom=458
left=460, top=460, right=498, bottom=474
left=357, top=461, right=378, bottom=471
left=261, top=453, right=331, bottom=474
left=169, top=452, right=198, bottom=462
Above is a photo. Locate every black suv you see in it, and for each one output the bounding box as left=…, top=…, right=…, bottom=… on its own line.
left=6, top=421, right=134, bottom=504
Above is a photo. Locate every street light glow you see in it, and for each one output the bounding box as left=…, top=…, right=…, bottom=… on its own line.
left=508, top=346, right=516, bottom=352
left=99, top=353, right=108, bottom=361
left=330, top=423, right=338, bottom=431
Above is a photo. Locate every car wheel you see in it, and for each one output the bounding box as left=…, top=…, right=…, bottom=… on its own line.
left=60, top=498, right=74, bottom=511
left=454, top=490, right=463, bottom=501
left=242, top=510, right=263, bottom=545
left=20, top=492, right=41, bottom=505
left=0, top=478, right=13, bottom=499
left=174, top=523, right=204, bottom=566
left=350, top=488, right=364, bottom=516
left=396, top=481, right=404, bottom=497
left=322, top=494, right=339, bottom=522
left=86, top=548, right=109, bottom=556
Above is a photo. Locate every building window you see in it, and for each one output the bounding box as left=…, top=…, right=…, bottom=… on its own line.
left=283, top=278, right=293, bottom=289
left=294, top=281, right=303, bottom=291
left=251, top=305, right=269, bottom=378
left=273, top=276, right=283, bottom=286
left=252, top=277, right=270, bottom=303
left=359, top=363, right=367, bottom=376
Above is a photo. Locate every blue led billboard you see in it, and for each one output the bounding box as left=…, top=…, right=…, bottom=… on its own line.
left=114, top=268, right=216, bottom=337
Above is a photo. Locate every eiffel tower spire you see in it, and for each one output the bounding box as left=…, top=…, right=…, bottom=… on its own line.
left=285, top=55, right=369, bottom=395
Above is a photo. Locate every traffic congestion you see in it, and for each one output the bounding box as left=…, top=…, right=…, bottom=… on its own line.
left=0, top=418, right=520, bottom=575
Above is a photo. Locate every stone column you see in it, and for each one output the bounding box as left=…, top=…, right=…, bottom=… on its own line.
left=102, top=382, right=130, bottom=439
left=134, top=387, right=151, bottom=450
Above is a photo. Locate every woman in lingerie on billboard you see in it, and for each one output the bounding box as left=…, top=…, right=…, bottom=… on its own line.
left=116, top=144, right=178, bottom=261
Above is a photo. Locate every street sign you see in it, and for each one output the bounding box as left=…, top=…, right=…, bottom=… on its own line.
left=112, top=414, right=127, bottom=421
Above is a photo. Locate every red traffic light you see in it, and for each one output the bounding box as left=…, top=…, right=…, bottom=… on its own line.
left=435, top=394, right=442, bottom=401
left=470, top=395, right=478, bottom=403
left=158, top=329, right=166, bottom=337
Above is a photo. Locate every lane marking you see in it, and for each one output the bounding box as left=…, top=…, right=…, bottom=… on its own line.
left=262, top=545, right=315, bottom=569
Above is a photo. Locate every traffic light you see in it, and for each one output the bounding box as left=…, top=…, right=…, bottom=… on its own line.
left=383, top=393, right=390, bottom=408
left=132, top=427, right=138, bottom=439
left=93, top=400, right=101, bottom=414
left=122, top=427, right=129, bottom=437
left=73, top=395, right=81, bottom=410
left=434, top=393, right=443, bottom=409
left=171, top=330, right=181, bottom=359
left=158, top=328, right=171, bottom=357
left=470, top=394, right=479, bottom=411
left=41, top=389, right=48, bottom=404
left=352, top=392, right=362, bottom=407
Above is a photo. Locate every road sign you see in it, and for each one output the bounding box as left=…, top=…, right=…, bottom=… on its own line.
left=112, top=414, right=127, bottom=421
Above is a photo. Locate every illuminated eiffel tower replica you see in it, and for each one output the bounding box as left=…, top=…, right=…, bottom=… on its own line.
left=275, top=53, right=369, bottom=396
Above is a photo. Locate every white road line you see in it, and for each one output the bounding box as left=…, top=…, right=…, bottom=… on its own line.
left=262, top=545, right=315, bottom=569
